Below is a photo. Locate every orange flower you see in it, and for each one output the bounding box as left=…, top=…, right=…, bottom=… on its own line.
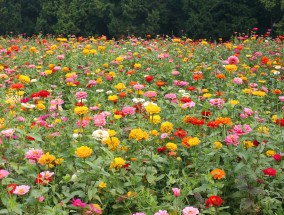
left=181, top=136, right=191, bottom=148
left=271, top=89, right=282, bottom=95
left=261, top=56, right=269, bottom=64
left=118, top=92, right=127, bottom=98
left=192, top=73, right=203, bottom=81
left=11, top=83, right=24, bottom=90
left=216, top=74, right=225, bottom=79
left=156, top=81, right=165, bottom=87
left=210, top=168, right=225, bottom=180
left=128, top=81, right=138, bottom=86
left=215, top=117, right=232, bottom=126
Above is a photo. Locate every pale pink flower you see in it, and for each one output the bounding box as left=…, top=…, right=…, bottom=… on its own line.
left=122, top=106, right=136, bottom=115
left=57, top=54, right=65, bottom=60
left=16, top=116, right=25, bottom=122
left=13, top=185, right=30, bottom=195
left=76, top=119, right=89, bottom=128
left=225, top=134, right=239, bottom=146
left=144, top=91, right=157, bottom=98
left=233, top=77, right=243, bottom=85
left=53, top=66, right=61, bottom=71
left=25, top=149, right=44, bottom=161
left=1, top=129, right=15, bottom=138
left=133, top=213, right=146, bottom=215
left=93, top=114, right=106, bottom=127
left=233, top=124, right=252, bottom=136
left=133, top=84, right=144, bottom=90
left=0, top=169, right=10, bottom=179
left=279, top=96, right=284, bottom=102
left=164, top=93, right=177, bottom=100
left=171, top=70, right=180, bottom=76
left=243, top=108, right=253, bottom=116
left=209, top=98, right=224, bottom=108
left=154, top=210, right=169, bottom=215
left=181, top=101, right=196, bottom=109
left=161, top=133, right=168, bottom=139
left=172, top=188, right=181, bottom=197
left=75, top=91, right=88, bottom=99
left=182, top=206, right=200, bottom=215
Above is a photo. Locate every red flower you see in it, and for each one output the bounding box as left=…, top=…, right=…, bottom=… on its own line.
left=207, top=121, right=218, bottom=128
left=191, top=118, right=204, bottom=126
left=157, top=146, right=167, bottom=154
left=201, top=110, right=211, bottom=117
left=186, top=86, right=196, bottom=91
left=273, top=154, right=282, bottom=162
left=261, top=56, right=269, bottom=64
left=75, top=102, right=84, bottom=106
left=11, top=83, right=24, bottom=90
left=145, top=75, right=154, bottom=83
left=253, top=139, right=260, bottom=147
left=35, top=174, right=53, bottom=185
left=276, top=118, right=284, bottom=127
left=26, top=136, right=35, bottom=141
left=173, top=128, right=187, bottom=138
left=180, top=97, right=191, bottom=103
left=30, top=92, right=40, bottom=98
left=7, top=183, right=17, bottom=194
left=38, top=90, right=50, bottom=98
left=263, top=168, right=276, bottom=177
left=205, top=196, right=224, bottom=208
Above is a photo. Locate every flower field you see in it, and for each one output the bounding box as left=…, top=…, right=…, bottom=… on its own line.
left=0, top=33, right=283, bottom=215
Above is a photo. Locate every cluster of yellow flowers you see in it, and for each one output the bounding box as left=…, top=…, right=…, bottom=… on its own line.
left=74, top=106, right=89, bottom=115
left=38, top=152, right=64, bottom=168
left=110, top=157, right=126, bottom=169
left=160, top=121, right=174, bottom=134
left=128, top=128, right=149, bottom=141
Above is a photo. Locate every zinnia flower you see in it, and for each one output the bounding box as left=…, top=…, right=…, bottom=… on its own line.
left=263, top=168, right=277, bottom=177
left=75, top=146, right=93, bottom=158
left=13, top=185, right=30, bottom=195
left=182, top=206, right=200, bottom=215
left=205, top=196, right=224, bottom=207
left=210, top=168, right=226, bottom=180
left=0, top=169, right=10, bottom=179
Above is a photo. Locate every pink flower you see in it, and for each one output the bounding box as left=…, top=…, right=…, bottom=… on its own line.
left=243, top=108, right=253, bottom=116
left=172, top=187, right=180, bottom=197
left=273, top=154, right=282, bottom=161
left=181, top=102, right=196, bottom=109
left=13, top=185, right=30, bottom=195
left=164, top=93, right=177, bottom=100
left=279, top=96, right=284, bottom=102
left=0, top=169, right=10, bottom=179
left=182, top=206, right=200, bottom=215
left=122, top=106, right=136, bottom=115
left=85, top=204, right=103, bottom=214
left=225, top=134, right=239, bottom=146
left=16, top=116, right=25, bottom=122
left=144, top=91, right=157, bottom=98
left=93, top=114, right=106, bottom=127
left=38, top=196, right=45, bottom=202
left=232, top=124, right=252, bottom=136
left=71, top=198, right=87, bottom=208
left=75, top=91, right=88, bottom=100
left=154, top=210, right=169, bottom=215
left=76, top=119, right=89, bottom=128
left=133, top=84, right=144, bottom=90
left=160, top=133, right=168, bottom=139
left=133, top=213, right=146, bottom=215
left=1, top=129, right=15, bottom=138
left=228, top=56, right=239, bottom=65
left=233, top=77, right=243, bottom=85
left=209, top=98, right=224, bottom=108
left=57, top=54, right=65, bottom=60
left=26, top=149, right=44, bottom=161
left=87, top=80, right=97, bottom=88
left=171, top=70, right=180, bottom=76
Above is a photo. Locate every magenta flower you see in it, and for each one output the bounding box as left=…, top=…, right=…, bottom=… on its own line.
left=71, top=198, right=87, bottom=208
left=227, top=55, right=239, bottom=65
left=172, top=187, right=181, bottom=197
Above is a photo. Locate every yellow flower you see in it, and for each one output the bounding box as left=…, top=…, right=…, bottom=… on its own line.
left=98, top=46, right=106, bottom=51
left=108, top=95, right=118, bottom=102
left=98, top=182, right=107, bottom=189
left=166, top=142, right=177, bottom=151
left=149, top=115, right=161, bottom=124
left=103, top=63, right=108, bottom=68
left=129, top=128, right=148, bottom=141
left=36, top=103, right=46, bottom=110
left=38, top=152, right=56, bottom=166
left=74, top=106, right=88, bottom=115
left=114, top=83, right=126, bottom=91
left=187, top=137, right=201, bottom=147
left=225, top=64, right=238, bottom=72
left=203, top=93, right=212, bottom=98
left=115, top=56, right=124, bottom=63
left=45, top=70, right=53, bottom=75
left=229, top=100, right=239, bottom=106
left=75, top=146, right=93, bottom=158
left=242, top=88, right=252, bottom=94
left=202, top=89, right=209, bottom=93
left=110, top=157, right=126, bottom=169
left=271, top=115, right=277, bottom=123
left=18, top=75, right=31, bottom=84
left=30, top=47, right=37, bottom=53
left=160, top=121, right=174, bottom=134
left=54, top=158, right=64, bottom=165
left=114, top=114, right=122, bottom=119
left=145, top=104, right=161, bottom=115
left=127, top=191, right=137, bottom=198
left=150, top=130, right=159, bottom=136
left=252, top=91, right=266, bottom=97
left=257, top=126, right=269, bottom=134
left=243, top=140, right=254, bottom=149
left=266, top=150, right=275, bottom=157
left=213, top=141, right=223, bottom=149
left=107, top=130, right=117, bottom=137
left=133, top=63, right=141, bottom=69
left=103, top=137, right=120, bottom=151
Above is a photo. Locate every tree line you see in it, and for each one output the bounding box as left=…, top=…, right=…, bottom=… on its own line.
left=0, top=0, right=283, bottom=40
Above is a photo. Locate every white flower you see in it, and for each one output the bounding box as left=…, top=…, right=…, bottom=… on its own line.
left=182, top=93, right=191, bottom=98
left=132, top=98, right=145, bottom=103
left=92, top=129, right=109, bottom=141
left=96, top=89, right=104, bottom=93
left=21, top=103, right=35, bottom=109
left=106, top=90, right=113, bottom=95
left=142, top=101, right=157, bottom=107
left=178, top=89, right=186, bottom=94
left=30, top=79, right=37, bottom=83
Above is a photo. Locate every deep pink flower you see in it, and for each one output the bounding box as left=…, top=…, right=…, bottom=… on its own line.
left=71, top=198, right=87, bottom=208
left=172, top=187, right=181, bottom=197
left=225, top=134, right=239, bottom=146
left=228, top=56, right=239, bottom=65
left=263, top=168, right=277, bottom=177
left=273, top=154, right=282, bottom=162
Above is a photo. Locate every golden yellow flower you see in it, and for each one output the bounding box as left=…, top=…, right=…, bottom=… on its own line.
left=145, top=104, right=161, bottom=115
left=271, top=115, right=277, bottom=123
left=225, top=64, right=238, bottom=72
left=18, top=75, right=31, bottom=84
left=75, top=146, right=93, bottom=158
left=36, top=103, right=46, bottom=110
left=115, top=56, right=124, bottom=63
left=38, top=152, right=56, bottom=166
left=257, top=126, right=269, bottom=134
left=108, top=95, right=118, bottom=102
left=129, top=128, right=148, bottom=141
left=149, top=115, right=161, bottom=124
left=203, top=93, right=212, bottom=98
left=266, top=150, right=275, bottom=157
left=252, top=91, right=266, bottom=97
left=150, top=130, right=159, bottom=136
left=213, top=141, right=223, bottom=149
left=107, top=130, right=117, bottom=137
left=187, top=137, right=201, bottom=147
left=98, top=182, right=107, bottom=189
left=103, top=137, right=120, bottom=151
left=114, top=83, right=126, bottom=91
left=45, top=70, right=53, bottom=75
left=243, top=140, right=254, bottom=149
left=74, top=106, right=88, bottom=115
left=133, top=63, right=142, bottom=69
left=210, top=168, right=225, bottom=180
left=30, top=47, right=37, bottom=53
left=229, top=100, right=239, bottom=106
left=166, top=142, right=178, bottom=151
left=160, top=121, right=174, bottom=134
left=110, top=157, right=126, bottom=169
